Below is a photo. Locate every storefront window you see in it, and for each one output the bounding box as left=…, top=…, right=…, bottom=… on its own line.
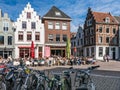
left=0, top=36, right=4, bottom=45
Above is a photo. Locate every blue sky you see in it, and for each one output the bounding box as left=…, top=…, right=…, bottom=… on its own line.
left=0, top=0, right=120, bottom=32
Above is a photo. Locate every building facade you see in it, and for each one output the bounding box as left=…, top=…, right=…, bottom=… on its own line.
left=14, top=3, right=44, bottom=59
left=71, top=26, right=84, bottom=57
left=42, top=6, right=71, bottom=57
left=84, top=8, right=119, bottom=60
left=0, top=9, right=14, bottom=59
left=114, top=16, right=120, bottom=60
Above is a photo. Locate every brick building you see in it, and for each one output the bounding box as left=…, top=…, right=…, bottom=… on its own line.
left=84, top=8, right=119, bottom=60
left=42, top=6, right=71, bottom=57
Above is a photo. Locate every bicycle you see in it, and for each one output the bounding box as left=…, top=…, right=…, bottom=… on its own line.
left=47, top=68, right=74, bottom=90
left=73, top=65, right=100, bottom=90
left=13, top=65, right=30, bottom=90
left=0, top=68, right=7, bottom=90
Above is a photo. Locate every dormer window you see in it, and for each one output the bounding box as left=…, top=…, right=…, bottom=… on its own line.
left=105, top=17, right=110, bottom=23
left=55, top=12, right=61, bottom=16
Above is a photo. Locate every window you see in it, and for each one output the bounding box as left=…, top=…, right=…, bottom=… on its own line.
left=55, top=12, right=61, bottom=16
left=8, top=36, right=12, bottom=45
left=91, top=47, right=94, bottom=56
left=48, top=34, right=54, bottom=42
left=22, top=21, right=27, bottom=29
left=31, top=22, right=36, bottom=29
left=99, top=36, right=102, bottom=43
left=106, top=47, right=109, bottom=55
left=112, top=37, right=117, bottom=44
left=90, top=37, right=93, bottom=44
left=99, top=27, right=102, bottom=33
left=18, top=31, right=23, bottom=41
left=62, top=34, right=67, bottom=42
left=87, top=19, right=92, bottom=26
left=27, top=32, right=32, bottom=41
left=48, top=22, right=53, bottom=29
left=62, top=22, right=67, bottom=30
left=81, top=39, right=83, bottom=45
left=0, top=36, right=4, bottom=44
left=106, top=37, right=110, bottom=43
left=3, top=22, right=9, bottom=31
left=99, top=47, right=103, bottom=57
left=86, top=48, right=89, bottom=56
left=105, top=17, right=110, bottom=23
left=27, top=12, right=31, bottom=19
left=19, top=48, right=30, bottom=58
left=77, top=40, right=79, bottom=46
left=113, top=28, right=116, bottom=34
left=55, top=22, right=60, bottom=29
left=79, top=33, right=81, bottom=38
left=35, top=32, right=40, bottom=41
left=106, top=28, right=109, bottom=33
left=56, top=34, right=60, bottom=42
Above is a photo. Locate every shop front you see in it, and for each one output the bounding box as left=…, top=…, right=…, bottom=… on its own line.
left=45, top=46, right=66, bottom=57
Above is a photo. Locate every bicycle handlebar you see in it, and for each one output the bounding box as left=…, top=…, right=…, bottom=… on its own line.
left=87, top=65, right=100, bottom=70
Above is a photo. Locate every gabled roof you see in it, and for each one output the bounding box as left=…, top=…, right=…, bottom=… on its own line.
left=43, top=6, right=71, bottom=20
left=114, top=16, right=120, bottom=23
left=92, top=11, right=117, bottom=24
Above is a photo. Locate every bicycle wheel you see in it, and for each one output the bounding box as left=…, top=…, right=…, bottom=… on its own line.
left=62, top=78, right=71, bottom=90
left=88, top=82, right=95, bottom=90
left=0, top=82, right=6, bottom=90
left=75, top=88, right=88, bottom=90
left=36, top=84, right=45, bottom=90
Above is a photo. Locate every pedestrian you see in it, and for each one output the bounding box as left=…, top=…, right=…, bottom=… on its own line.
left=70, top=58, right=73, bottom=66
left=106, top=55, right=110, bottom=62
left=103, top=54, right=106, bottom=62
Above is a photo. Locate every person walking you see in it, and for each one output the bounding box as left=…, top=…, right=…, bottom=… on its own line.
left=106, top=55, right=110, bottom=62
left=103, top=54, right=106, bottom=62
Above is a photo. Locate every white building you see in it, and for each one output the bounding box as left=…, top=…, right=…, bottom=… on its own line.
left=14, top=3, right=44, bottom=59
left=71, top=26, right=84, bottom=57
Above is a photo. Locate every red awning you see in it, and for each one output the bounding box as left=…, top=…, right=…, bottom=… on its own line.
left=18, top=46, right=30, bottom=48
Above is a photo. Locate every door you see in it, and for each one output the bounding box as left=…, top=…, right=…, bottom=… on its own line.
left=112, top=48, right=116, bottom=60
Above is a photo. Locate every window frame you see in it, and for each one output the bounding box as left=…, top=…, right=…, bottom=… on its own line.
left=62, top=22, right=67, bottom=30
left=27, top=32, right=32, bottom=41
left=27, top=12, right=31, bottom=19
left=22, top=21, right=27, bottom=29
left=8, top=36, right=12, bottom=45
left=48, top=22, right=53, bottom=29
left=18, top=31, right=23, bottom=41
left=56, top=34, right=60, bottom=42
left=99, top=47, right=103, bottom=57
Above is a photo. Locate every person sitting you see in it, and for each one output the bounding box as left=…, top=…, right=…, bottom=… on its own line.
left=86, top=56, right=96, bottom=64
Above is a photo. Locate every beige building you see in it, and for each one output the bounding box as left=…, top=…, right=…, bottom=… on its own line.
left=0, top=9, right=14, bottom=59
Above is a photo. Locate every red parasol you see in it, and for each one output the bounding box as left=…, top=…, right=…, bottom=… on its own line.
left=31, top=41, right=35, bottom=58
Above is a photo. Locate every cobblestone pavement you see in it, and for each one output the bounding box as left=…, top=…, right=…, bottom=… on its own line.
left=30, top=60, right=120, bottom=90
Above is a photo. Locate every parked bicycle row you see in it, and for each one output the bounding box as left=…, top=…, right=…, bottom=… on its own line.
left=0, top=63, right=100, bottom=90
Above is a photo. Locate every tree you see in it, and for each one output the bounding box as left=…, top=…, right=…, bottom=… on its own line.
left=66, top=39, right=71, bottom=59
